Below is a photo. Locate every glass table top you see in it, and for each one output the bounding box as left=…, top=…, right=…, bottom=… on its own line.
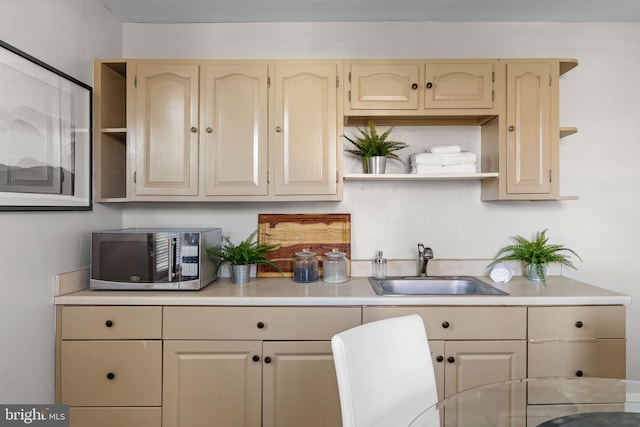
left=409, top=377, right=640, bottom=427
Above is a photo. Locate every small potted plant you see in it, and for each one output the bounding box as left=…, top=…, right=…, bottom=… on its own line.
left=206, top=230, right=282, bottom=284
left=487, top=229, right=582, bottom=285
left=344, top=120, right=408, bottom=174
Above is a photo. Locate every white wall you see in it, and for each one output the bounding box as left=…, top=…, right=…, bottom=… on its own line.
left=0, top=0, right=123, bottom=403
left=122, top=22, right=640, bottom=379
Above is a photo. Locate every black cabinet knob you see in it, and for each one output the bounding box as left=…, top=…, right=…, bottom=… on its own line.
left=264, top=357, right=272, bottom=364
left=106, top=372, right=115, bottom=380
left=576, top=370, right=584, bottom=377
left=411, top=83, right=418, bottom=90
left=105, top=320, right=113, bottom=327
left=442, top=321, right=450, bottom=329
left=447, top=356, right=455, bottom=364
left=436, top=356, right=444, bottom=363
left=252, top=355, right=260, bottom=362
left=426, top=82, right=433, bottom=89
left=575, top=321, right=584, bottom=328
left=257, top=322, right=265, bottom=329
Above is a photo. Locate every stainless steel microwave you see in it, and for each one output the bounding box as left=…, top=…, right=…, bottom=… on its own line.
left=90, top=228, right=222, bottom=290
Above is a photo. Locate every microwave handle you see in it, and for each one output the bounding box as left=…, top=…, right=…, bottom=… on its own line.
left=168, top=237, right=177, bottom=281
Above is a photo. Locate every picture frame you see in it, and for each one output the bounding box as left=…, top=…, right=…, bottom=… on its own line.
left=0, top=40, right=92, bottom=211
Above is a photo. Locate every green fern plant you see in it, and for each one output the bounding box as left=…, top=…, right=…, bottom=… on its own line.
left=344, top=120, right=408, bottom=164
left=487, top=229, right=582, bottom=285
left=206, top=230, right=282, bottom=277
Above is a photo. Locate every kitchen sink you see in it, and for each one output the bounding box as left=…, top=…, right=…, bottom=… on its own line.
left=369, top=276, right=508, bottom=296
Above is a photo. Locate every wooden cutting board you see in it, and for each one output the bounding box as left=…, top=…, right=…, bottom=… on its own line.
left=257, top=214, right=351, bottom=278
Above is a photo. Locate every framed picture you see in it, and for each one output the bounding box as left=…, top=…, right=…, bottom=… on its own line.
left=0, top=40, right=92, bottom=211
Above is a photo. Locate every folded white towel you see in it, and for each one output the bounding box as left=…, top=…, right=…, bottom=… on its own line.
left=411, top=164, right=477, bottom=174
left=410, top=152, right=477, bottom=166
left=429, top=145, right=461, bottom=154
left=489, top=263, right=514, bottom=283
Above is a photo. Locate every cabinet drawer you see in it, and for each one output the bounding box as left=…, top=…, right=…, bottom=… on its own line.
left=61, top=306, right=162, bottom=339
left=528, top=306, right=625, bottom=340
left=528, top=340, right=626, bottom=380
left=163, top=306, right=362, bottom=340
left=61, top=341, right=162, bottom=406
left=363, top=306, right=526, bottom=340
left=69, top=407, right=161, bottom=427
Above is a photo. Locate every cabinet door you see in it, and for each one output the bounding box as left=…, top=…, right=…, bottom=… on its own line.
left=424, top=61, right=495, bottom=109
left=134, top=63, right=199, bottom=196
left=163, top=340, right=262, bottom=427
left=272, top=63, right=339, bottom=196
left=443, top=341, right=527, bottom=427
left=202, top=64, right=269, bottom=196
left=262, top=341, right=342, bottom=427
left=444, top=340, right=526, bottom=397
left=505, top=61, right=558, bottom=197
left=348, top=63, right=420, bottom=110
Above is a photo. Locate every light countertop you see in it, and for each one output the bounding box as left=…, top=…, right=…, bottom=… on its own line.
left=54, top=275, right=631, bottom=306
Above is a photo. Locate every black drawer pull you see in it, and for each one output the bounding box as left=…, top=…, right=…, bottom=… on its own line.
left=436, top=355, right=444, bottom=363
left=576, top=370, right=584, bottom=377
left=575, top=321, right=584, bottom=328
left=106, top=372, right=116, bottom=380
left=447, top=356, right=455, bottom=364
left=105, top=320, right=113, bottom=327
left=257, top=322, right=265, bottom=329
left=264, top=357, right=272, bottom=364
left=252, top=355, right=260, bottom=362
left=442, top=321, right=450, bottom=329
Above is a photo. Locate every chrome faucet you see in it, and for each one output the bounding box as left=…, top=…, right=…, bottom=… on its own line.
left=417, top=244, right=434, bottom=277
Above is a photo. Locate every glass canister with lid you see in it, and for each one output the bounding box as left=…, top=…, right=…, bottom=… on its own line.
left=322, top=248, right=348, bottom=283
left=293, top=248, right=319, bottom=283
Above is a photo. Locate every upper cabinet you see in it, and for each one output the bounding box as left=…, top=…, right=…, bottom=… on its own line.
left=94, top=57, right=575, bottom=203
left=272, top=63, right=340, bottom=197
left=481, top=59, right=576, bottom=201
left=94, top=59, right=343, bottom=202
left=424, top=61, right=495, bottom=110
left=344, top=59, right=498, bottom=123
left=133, top=63, right=200, bottom=197
left=202, top=64, right=269, bottom=196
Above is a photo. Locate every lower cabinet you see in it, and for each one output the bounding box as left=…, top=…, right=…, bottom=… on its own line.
left=364, top=306, right=527, bottom=427
left=162, top=340, right=341, bottom=427
left=162, top=306, right=361, bottom=427
left=163, top=340, right=262, bottom=427
left=56, top=303, right=626, bottom=427
left=364, top=306, right=527, bottom=400
left=57, top=306, right=163, bottom=427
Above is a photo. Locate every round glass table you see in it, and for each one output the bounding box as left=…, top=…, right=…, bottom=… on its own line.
left=409, top=377, right=640, bottom=427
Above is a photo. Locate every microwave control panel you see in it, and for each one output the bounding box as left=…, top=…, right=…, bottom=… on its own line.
left=180, top=233, right=200, bottom=278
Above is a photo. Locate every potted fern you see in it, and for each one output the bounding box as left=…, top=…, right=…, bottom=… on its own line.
left=487, top=229, right=582, bottom=285
left=206, top=230, right=282, bottom=284
left=344, top=120, right=408, bottom=174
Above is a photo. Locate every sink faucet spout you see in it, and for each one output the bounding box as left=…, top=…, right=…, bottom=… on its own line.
left=417, top=244, right=434, bottom=277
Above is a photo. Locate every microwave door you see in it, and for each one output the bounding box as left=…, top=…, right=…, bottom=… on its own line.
left=98, top=239, right=154, bottom=282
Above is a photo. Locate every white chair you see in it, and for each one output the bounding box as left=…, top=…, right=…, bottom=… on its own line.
left=331, top=314, right=439, bottom=427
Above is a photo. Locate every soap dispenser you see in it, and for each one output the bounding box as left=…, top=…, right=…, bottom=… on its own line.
left=372, top=250, right=387, bottom=279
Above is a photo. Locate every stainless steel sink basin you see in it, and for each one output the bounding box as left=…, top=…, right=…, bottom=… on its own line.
left=369, top=276, right=508, bottom=296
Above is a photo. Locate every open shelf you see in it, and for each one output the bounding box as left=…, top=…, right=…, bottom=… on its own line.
left=344, top=172, right=499, bottom=181
left=560, top=127, right=578, bottom=138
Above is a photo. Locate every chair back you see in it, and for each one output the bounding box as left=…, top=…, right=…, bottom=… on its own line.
left=331, top=314, right=438, bottom=427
